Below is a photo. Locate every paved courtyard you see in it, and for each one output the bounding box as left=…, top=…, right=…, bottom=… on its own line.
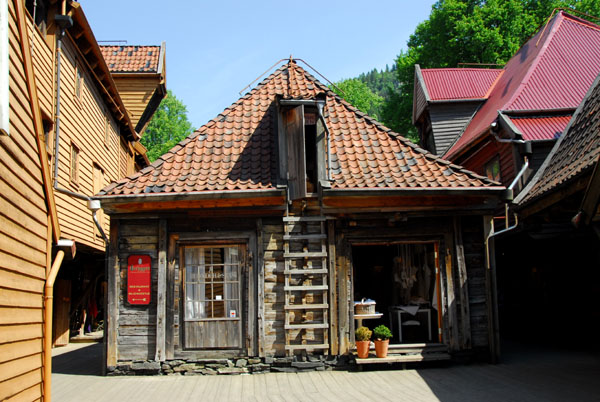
left=52, top=341, right=600, bottom=402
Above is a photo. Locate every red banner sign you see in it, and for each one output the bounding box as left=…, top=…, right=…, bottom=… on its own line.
left=127, top=255, right=151, bottom=305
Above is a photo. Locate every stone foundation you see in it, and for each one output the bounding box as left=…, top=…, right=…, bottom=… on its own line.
left=107, top=355, right=351, bottom=376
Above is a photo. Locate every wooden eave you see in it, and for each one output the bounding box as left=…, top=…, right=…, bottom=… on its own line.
left=322, top=187, right=504, bottom=213
left=96, top=189, right=286, bottom=214
left=67, top=2, right=138, bottom=142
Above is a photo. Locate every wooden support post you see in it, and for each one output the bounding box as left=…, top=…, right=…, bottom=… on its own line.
left=256, top=219, right=265, bottom=357
left=247, top=231, right=257, bottom=357
left=155, top=219, right=167, bottom=361
left=483, top=215, right=500, bottom=363
left=337, top=235, right=350, bottom=354
left=166, top=234, right=178, bottom=359
left=328, top=220, right=338, bottom=355
left=106, top=220, right=119, bottom=370
left=443, top=234, right=459, bottom=352
left=454, top=217, right=471, bottom=350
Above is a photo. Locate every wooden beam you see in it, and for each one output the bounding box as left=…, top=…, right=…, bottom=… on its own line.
left=106, top=220, right=119, bottom=369
left=443, top=232, right=459, bottom=352
left=14, top=0, right=60, bottom=243
left=336, top=233, right=350, bottom=354
left=155, top=219, right=167, bottom=361
left=453, top=217, right=471, bottom=350
left=483, top=215, right=500, bottom=363
left=166, top=234, right=178, bottom=359
left=327, top=220, right=338, bottom=355
left=256, top=219, right=265, bottom=357
left=247, top=231, right=256, bottom=357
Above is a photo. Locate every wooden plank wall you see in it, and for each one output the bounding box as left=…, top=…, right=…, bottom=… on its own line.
left=112, top=76, right=160, bottom=128
left=459, top=140, right=516, bottom=187
left=261, top=220, right=285, bottom=356
left=53, top=37, right=124, bottom=251
left=115, top=220, right=158, bottom=361
left=0, top=1, right=48, bottom=399
left=28, top=15, right=53, bottom=119
left=430, top=102, right=481, bottom=156
left=461, top=215, right=490, bottom=351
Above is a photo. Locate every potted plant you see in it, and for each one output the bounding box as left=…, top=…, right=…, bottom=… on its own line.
left=372, top=324, right=392, bottom=358
left=355, top=326, right=372, bottom=358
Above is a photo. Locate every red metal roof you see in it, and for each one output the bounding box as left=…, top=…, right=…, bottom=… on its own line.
left=99, top=62, right=498, bottom=198
left=445, top=12, right=600, bottom=159
left=100, top=45, right=161, bottom=73
left=508, top=115, right=571, bottom=141
left=516, top=74, right=600, bottom=207
left=421, top=68, right=502, bottom=100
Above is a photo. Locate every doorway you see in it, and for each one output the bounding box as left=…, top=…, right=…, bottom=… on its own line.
left=352, top=242, right=441, bottom=344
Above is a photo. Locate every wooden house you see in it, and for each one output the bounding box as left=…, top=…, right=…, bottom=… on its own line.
left=0, top=0, right=163, bottom=399
left=96, top=60, right=506, bottom=375
left=497, top=73, right=600, bottom=344
left=413, top=11, right=600, bottom=197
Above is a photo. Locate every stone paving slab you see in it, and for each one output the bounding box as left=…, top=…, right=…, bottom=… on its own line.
left=52, top=342, right=600, bottom=402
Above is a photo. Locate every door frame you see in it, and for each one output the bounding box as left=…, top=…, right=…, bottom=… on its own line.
left=170, top=231, right=257, bottom=358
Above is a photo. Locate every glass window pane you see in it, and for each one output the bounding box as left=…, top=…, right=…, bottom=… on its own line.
left=225, top=283, right=239, bottom=300
left=213, top=300, right=225, bottom=318
left=212, top=265, right=224, bottom=282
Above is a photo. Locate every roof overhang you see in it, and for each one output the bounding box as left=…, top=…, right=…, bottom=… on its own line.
left=67, top=2, right=138, bottom=142
left=96, top=189, right=287, bottom=214
left=322, top=187, right=505, bottom=214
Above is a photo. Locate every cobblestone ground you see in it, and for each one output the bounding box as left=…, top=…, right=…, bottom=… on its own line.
left=52, top=342, right=600, bottom=402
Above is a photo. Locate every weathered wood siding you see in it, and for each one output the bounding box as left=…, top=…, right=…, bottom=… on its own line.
left=112, top=76, right=160, bottom=129
left=461, top=215, right=489, bottom=351
left=430, top=102, right=481, bottom=157
left=53, top=36, right=123, bottom=251
left=458, top=139, right=515, bottom=187
left=413, top=78, right=428, bottom=125
left=116, top=220, right=158, bottom=361
left=29, top=15, right=53, bottom=119
left=0, top=2, right=48, bottom=399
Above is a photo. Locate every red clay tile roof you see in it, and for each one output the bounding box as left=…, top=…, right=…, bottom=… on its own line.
left=444, top=12, right=600, bottom=159
left=507, top=115, right=571, bottom=141
left=516, top=73, right=600, bottom=207
left=99, top=61, right=499, bottom=198
left=100, top=45, right=161, bottom=73
left=421, top=68, right=503, bottom=101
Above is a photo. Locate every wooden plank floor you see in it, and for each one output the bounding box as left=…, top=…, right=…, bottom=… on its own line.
left=52, top=342, right=600, bottom=402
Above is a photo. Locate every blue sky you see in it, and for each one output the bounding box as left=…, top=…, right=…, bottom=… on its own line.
left=81, top=1, right=437, bottom=129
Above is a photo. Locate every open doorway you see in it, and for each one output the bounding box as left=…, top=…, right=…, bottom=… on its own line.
left=352, top=242, right=441, bottom=344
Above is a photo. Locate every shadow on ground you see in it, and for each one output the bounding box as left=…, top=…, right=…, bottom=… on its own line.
left=52, top=343, right=103, bottom=376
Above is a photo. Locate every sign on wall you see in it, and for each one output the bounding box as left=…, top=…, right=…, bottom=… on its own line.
left=127, top=255, right=151, bottom=305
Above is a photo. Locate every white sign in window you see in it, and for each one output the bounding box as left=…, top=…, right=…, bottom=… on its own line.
left=0, top=0, right=9, bottom=136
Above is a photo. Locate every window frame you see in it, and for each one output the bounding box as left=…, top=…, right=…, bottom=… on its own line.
left=484, top=155, right=501, bottom=182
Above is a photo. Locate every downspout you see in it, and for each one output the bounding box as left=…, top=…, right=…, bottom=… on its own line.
left=52, top=15, right=108, bottom=245
left=43, top=250, right=65, bottom=402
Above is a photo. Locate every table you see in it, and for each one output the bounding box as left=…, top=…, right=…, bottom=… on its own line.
left=388, top=306, right=432, bottom=343
left=354, top=313, right=383, bottom=328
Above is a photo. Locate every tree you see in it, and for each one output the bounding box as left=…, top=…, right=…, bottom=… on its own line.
left=387, top=0, right=600, bottom=142
left=331, top=78, right=384, bottom=121
left=141, top=90, right=194, bottom=162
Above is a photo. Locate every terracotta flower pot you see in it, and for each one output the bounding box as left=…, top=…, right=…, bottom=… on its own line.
left=356, top=340, right=370, bottom=358
left=374, top=339, right=389, bottom=358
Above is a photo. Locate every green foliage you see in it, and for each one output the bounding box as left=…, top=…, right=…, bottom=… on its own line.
left=141, top=90, right=194, bottom=162
left=331, top=78, right=384, bottom=121
left=373, top=324, right=392, bottom=340
left=357, top=64, right=399, bottom=100
left=384, top=0, right=600, bottom=143
left=355, top=326, right=372, bottom=341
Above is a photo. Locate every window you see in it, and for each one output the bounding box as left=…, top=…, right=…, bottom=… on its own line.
left=74, top=65, right=83, bottom=99
left=25, top=0, right=49, bottom=33
left=0, top=0, right=8, bottom=136
left=280, top=100, right=325, bottom=200
left=184, top=246, right=241, bottom=320
left=70, top=142, right=79, bottom=184
left=484, top=156, right=501, bottom=182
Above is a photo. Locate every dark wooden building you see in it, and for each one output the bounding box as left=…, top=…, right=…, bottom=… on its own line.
left=500, top=73, right=600, bottom=344
left=96, top=60, right=505, bottom=374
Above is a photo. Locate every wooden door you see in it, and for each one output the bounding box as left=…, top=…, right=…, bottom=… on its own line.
left=183, top=245, right=244, bottom=349
left=53, top=279, right=71, bottom=346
